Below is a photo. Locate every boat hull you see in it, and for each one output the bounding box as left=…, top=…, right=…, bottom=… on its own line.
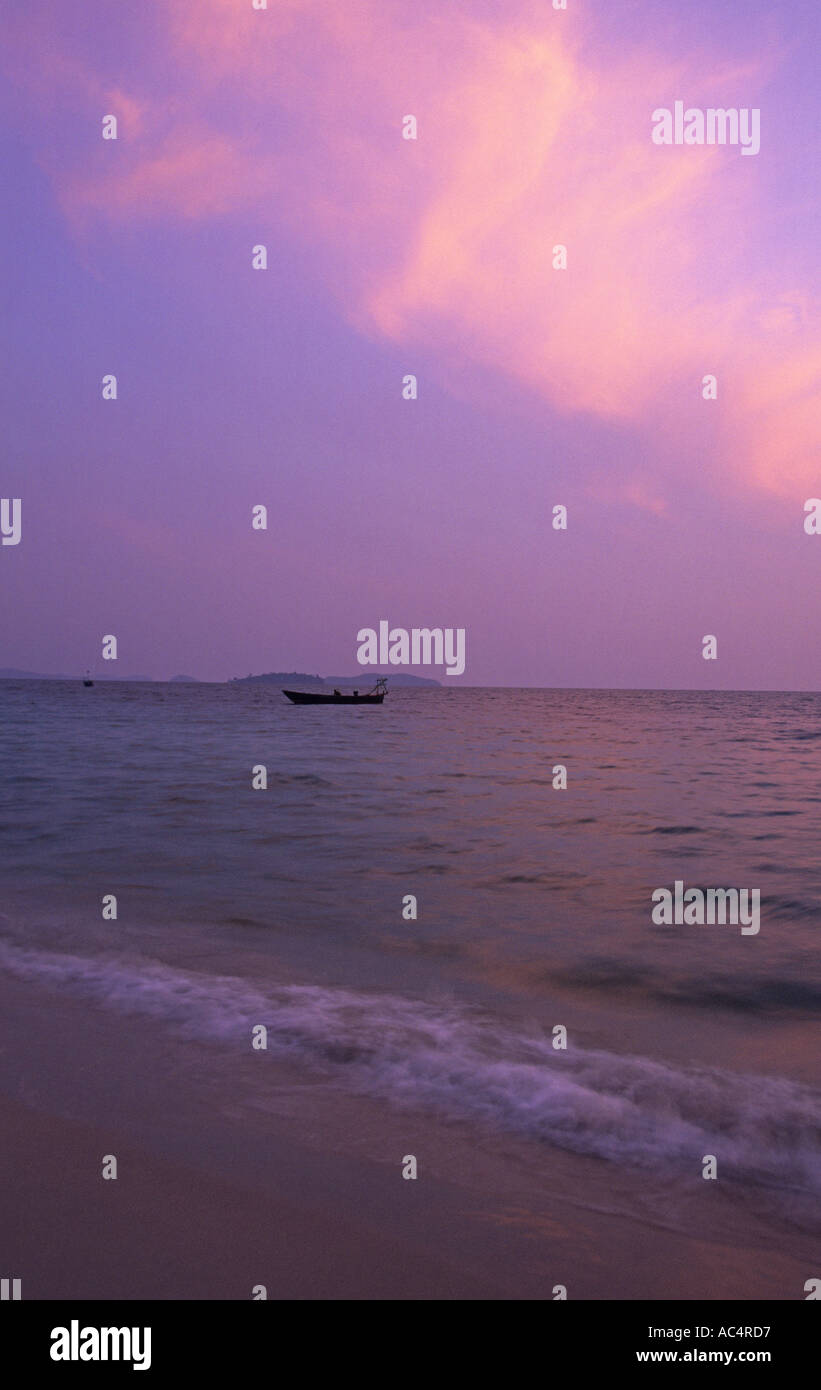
left=282, top=690, right=385, bottom=705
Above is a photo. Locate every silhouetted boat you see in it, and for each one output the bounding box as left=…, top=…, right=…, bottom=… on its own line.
left=283, top=678, right=387, bottom=705
left=83, top=670, right=94, bottom=687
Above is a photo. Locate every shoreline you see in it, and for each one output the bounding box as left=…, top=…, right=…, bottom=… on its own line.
left=1, top=967, right=818, bottom=1300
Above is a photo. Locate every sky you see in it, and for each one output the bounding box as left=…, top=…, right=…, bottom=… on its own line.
left=2, top=0, right=821, bottom=687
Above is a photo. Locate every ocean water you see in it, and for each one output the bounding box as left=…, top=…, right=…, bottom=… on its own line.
left=1, top=681, right=820, bottom=1244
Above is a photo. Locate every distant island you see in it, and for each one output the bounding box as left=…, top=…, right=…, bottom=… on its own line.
left=0, top=668, right=439, bottom=687
left=232, top=670, right=441, bottom=688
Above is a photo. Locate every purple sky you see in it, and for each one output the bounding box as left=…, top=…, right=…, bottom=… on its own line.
left=2, top=0, right=821, bottom=686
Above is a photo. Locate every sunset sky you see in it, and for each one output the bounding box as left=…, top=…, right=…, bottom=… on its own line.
left=2, top=0, right=821, bottom=686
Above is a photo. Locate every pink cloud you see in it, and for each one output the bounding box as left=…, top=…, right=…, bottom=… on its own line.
left=64, top=129, right=256, bottom=223
left=16, top=0, right=821, bottom=498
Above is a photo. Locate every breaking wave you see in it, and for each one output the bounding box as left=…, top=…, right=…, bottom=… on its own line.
left=2, top=938, right=820, bottom=1195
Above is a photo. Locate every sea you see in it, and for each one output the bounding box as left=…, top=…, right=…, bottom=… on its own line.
left=1, top=681, right=820, bottom=1296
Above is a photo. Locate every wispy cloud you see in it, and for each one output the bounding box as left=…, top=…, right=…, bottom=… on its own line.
left=12, top=0, right=821, bottom=497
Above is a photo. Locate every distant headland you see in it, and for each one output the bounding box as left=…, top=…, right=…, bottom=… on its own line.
left=231, top=671, right=441, bottom=688
left=0, top=668, right=441, bottom=687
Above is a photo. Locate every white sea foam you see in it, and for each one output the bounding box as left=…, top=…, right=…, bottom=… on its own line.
left=2, top=939, right=820, bottom=1193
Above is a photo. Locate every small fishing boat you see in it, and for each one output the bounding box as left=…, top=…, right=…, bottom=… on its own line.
left=283, top=677, right=387, bottom=705
left=83, top=670, right=94, bottom=687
